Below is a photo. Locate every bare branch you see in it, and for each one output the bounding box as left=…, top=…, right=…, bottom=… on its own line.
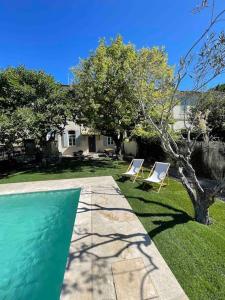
left=211, top=0, right=215, bottom=24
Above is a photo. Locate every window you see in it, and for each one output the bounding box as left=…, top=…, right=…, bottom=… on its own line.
left=68, top=130, right=76, bottom=146
left=107, top=137, right=114, bottom=146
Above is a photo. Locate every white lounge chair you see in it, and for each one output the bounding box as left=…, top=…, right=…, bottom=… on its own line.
left=122, top=159, right=144, bottom=182
left=143, top=162, right=170, bottom=192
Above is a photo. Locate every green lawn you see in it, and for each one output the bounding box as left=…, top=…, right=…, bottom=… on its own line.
left=1, top=159, right=225, bottom=300
left=118, top=177, right=225, bottom=300
left=0, top=159, right=127, bottom=184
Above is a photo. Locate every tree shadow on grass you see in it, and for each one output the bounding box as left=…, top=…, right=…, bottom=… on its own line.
left=148, top=214, right=191, bottom=239
left=128, top=195, right=193, bottom=239
left=136, top=182, right=154, bottom=191
left=117, top=176, right=130, bottom=183
left=1, top=159, right=127, bottom=179
left=137, top=211, right=192, bottom=239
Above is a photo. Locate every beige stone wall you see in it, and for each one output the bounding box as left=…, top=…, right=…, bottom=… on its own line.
left=123, top=140, right=138, bottom=156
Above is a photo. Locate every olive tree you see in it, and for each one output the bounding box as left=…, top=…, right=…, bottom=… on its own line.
left=136, top=0, right=225, bottom=224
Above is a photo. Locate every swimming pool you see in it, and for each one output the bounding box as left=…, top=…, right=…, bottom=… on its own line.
left=0, top=188, right=80, bottom=300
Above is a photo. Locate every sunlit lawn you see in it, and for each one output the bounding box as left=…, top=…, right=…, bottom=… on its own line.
left=1, top=158, right=225, bottom=300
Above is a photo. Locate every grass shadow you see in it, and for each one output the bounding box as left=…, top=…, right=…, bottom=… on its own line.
left=127, top=195, right=193, bottom=239
left=136, top=182, right=154, bottom=192
left=117, top=176, right=130, bottom=183
left=1, top=158, right=127, bottom=180
left=148, top=212, right=192, bottom=239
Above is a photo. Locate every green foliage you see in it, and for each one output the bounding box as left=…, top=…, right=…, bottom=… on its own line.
left=132, top=46, right=174, bottom=135
left=190, top=91, right=225, bottom=141
left=131, top=124, right=158, bottom=139
left=0, top=66, right=70, bottom=149
left=213, top=83, right=225, bottom=92
left=73, top=36, right=138, bottom=137
left=72, top=36, right=174, bottom=144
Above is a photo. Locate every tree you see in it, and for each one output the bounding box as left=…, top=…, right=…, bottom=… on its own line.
left=213, top=83, right=225, bottom=91
left=136, top=0, right=225, bottom=224
left=72, top=36, right=173, bottom=156
left=0, top=66, right=70, bottom=152
left=190, top=91, right=225, bottom=141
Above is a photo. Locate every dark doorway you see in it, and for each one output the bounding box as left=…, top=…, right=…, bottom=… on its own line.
left=88, top=135, right=96, bottom=152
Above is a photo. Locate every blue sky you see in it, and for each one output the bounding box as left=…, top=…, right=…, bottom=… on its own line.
left=0, top=0, right=224, bottom=89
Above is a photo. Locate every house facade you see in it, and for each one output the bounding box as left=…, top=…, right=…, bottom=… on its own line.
left=172, top=92, right=197, bottom=130
left=57, top=121, right=117, bottom=156
left=57, top=93, right=195, bottom=157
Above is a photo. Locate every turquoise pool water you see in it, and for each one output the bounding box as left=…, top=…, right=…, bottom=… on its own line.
left=0, top=188, right=80, bottom=300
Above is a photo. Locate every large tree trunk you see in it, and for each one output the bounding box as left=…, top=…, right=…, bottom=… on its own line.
left=112, top=133, right=124, bottom=160
left=114, top=139, right=122, bottom=159
left=184, top=180, right=211, bottom=225
left=178, top=161, right=213, bottom=225
left=194, top=201, right=210, bottom=224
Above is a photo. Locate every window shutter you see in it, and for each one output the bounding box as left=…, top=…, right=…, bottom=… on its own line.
left=46, top=132, right=51, bottom=142
left=76, top=135, right=81, bottom=146
left=76, top=126, right=81, bottom=146
left=103, top=136, right=107, bottom=147
left=62, top=131, right=69, bottom=148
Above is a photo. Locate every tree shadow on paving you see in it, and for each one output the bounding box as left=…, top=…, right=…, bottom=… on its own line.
left=77, top=201, right=132, bottom=214
left=61, top=196, right=159, bottom=300
left=80, top=185, right=124, bottom=196
left=63, top=231, right=157, bottom=300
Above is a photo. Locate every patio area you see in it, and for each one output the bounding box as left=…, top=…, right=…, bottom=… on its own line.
left=0, top=176, right=188, bottom=300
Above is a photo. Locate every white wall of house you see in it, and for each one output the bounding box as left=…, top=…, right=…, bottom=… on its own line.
left=124, top=140, right=138, bottom=156
left=57, top=121, right=116, bottom=156
left=58, top=134, right=90, bottom=156
left=172, top=93, right=197, bottom=130
left=172, top=104, right=191, bottom=130
left=96, top=135, right=116, bottom=152
left=58, top=122, right=86, bottom=156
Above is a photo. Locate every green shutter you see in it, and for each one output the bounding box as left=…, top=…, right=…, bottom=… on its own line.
left=103, top=136, right=107, bottom=147
left=62, top=131, right=69, bottom=148
left=76, top=126, right=81, bottom=146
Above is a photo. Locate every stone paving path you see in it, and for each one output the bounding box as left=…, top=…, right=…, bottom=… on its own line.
left=60, top=177, right=188, bottom=300
left=0, top=177, right=188, bottom=300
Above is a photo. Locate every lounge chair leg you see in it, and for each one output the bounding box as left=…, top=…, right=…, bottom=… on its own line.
left=133, top=176, right=137, bottom=183
left=157, top=179, right=165, bottom=192
left=157, top=184, right=162, bottom=193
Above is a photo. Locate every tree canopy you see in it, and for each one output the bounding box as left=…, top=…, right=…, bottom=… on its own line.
left=0, top=66, right=70, bottom=150
left=213, top=83, right=225, bottom=91
left=72, top=36, right=173, bottom=153
left=190, top=91, right=225, bottom=141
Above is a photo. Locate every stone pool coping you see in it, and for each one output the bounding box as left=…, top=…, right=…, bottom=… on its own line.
left=0, top=176, right=188, bottom=300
